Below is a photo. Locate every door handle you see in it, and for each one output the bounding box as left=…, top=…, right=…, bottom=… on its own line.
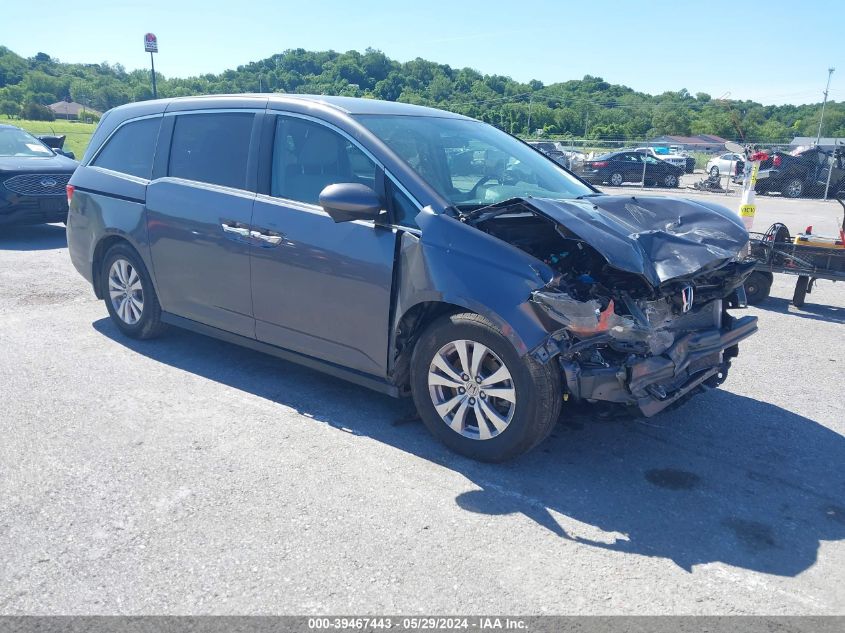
left=221, top=220, right=250, bottom=238
left=250, top=228, right=284, bottom=247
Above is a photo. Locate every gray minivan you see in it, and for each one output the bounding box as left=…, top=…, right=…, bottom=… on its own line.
left=67, top=95, right=757, bottom=461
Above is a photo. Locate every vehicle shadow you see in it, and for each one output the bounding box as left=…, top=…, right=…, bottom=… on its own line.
left=0, top=223, right=67, bottom=251
left=93, top=317, right=845, bottom=577
left=756, top=296, right=845, bottom=325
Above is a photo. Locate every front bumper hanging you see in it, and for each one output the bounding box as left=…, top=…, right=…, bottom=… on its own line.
left=557, top=314, right=758, bottom=417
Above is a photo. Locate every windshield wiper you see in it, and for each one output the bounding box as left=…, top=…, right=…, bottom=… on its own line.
left=575, top=193, right=603, bottom=199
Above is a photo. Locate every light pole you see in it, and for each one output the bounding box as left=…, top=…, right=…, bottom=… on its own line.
left=816, top=67, right=835, bottom=146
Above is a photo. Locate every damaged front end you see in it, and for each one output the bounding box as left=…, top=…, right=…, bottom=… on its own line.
left=469, top=195, right=758, bottom=417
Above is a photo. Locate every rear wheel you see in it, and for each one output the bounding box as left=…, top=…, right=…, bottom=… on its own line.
left=609, top=172, right=624, bottom=186
left=784, top=178, right=804, bottom=198
left=410, top=312, right=561, bottom=462
left=101, top=244, right=166, bottom=339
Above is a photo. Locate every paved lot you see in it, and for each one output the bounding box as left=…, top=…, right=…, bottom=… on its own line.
left=0, top=220, right=843, bottom=615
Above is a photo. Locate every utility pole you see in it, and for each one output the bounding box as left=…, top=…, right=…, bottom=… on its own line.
left=526, top=94, right=533, bottom=137
left=817, top=67, right=835, bottom=146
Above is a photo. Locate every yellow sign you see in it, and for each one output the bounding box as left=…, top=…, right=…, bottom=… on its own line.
left=740, top=204, right=756, bottom=218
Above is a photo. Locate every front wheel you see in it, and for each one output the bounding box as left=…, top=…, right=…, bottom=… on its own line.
left=609, top=172, right=624, bottom=186
left=410, top=312, right=562, bottom=462
left=101, top=243, right=166, bottom=339
left=743, top=271, right=772, bottom=305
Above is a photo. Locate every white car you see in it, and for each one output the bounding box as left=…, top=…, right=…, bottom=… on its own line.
left=634, top=147, right=688, bottom=171
left=706, top=153, right=744, bottom=178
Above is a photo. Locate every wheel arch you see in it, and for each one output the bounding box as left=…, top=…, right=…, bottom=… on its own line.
left=91, top=234, right=149, bottom=300
left=389, top=298, right=534, bottom=393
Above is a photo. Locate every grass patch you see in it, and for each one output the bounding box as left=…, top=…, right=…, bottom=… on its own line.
left=2, top=118, right=97, bottom=159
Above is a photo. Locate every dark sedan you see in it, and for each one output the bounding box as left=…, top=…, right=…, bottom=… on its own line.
left=0, top=124, right=78, bottom=227
left=579, top=150, right=684, bottom=188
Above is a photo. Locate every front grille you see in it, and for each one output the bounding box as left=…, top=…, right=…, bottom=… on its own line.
left=3, top=173, right=70, bottom=197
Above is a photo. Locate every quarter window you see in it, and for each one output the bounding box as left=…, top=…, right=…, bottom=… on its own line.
left=168, top=112, right=254, bottom=189
left=271, top=117, right=377, bottom=205
left=92, top=117, right=161, bottom=179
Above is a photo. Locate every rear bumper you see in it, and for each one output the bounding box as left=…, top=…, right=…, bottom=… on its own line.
left=558, top=314, right=758, bottom=417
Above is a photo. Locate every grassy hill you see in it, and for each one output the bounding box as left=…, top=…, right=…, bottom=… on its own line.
left=2, top=45, right=842, bottom=143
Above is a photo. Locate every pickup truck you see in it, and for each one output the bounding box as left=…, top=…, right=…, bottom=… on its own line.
left=635, top=147, right=694, bottom=173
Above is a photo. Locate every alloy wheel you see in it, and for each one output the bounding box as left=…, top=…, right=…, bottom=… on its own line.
left=108, top=258, right=144, bottom=325
left=610, top=172, right=623, bottom=186
left=786, top=179, right=803, bottom=198
left=665, top=174, right=678, bottom=187
left=427, top=339, right=516, bottom=440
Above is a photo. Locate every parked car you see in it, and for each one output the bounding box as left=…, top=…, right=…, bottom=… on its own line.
left=67, top=95, right=757, bottom=461
left=527, top=142, right=571, bottom=169
left=634, top=146, right=689, bottom=172
left=754, top=147, right=844, bottom=198
left=579, top=150, right=685, bottom=187
left=706, top=152, right=744, bottom=178
left=0, top=124, right=78, bottom=227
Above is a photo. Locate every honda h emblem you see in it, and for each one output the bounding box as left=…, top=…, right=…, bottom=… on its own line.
left=681, top=285, right=694, bottom=313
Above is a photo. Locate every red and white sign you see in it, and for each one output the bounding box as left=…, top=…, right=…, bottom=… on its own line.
left=144, top=33, right=158, bottom=53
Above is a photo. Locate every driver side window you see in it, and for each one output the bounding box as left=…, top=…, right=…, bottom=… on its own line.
left=271, top=117, right=376, bottom=205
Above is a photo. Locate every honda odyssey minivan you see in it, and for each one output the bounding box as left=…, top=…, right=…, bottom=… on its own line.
left=67, top=95, right=757, bottom=461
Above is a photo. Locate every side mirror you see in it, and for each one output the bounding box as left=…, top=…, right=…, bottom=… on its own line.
left=319, top=183, right=382, bottom=223
left=58, top=149, right=75, bottom=160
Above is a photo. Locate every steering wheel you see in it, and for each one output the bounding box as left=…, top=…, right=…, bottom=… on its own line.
left=466, top=174, right=500, bottom=199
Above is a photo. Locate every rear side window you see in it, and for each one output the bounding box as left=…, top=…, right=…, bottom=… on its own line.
left=92, top=117, right=161, bottom=179
left=168, top=112, right=254, bottom=189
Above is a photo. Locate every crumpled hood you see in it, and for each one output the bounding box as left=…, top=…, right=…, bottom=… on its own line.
left=520, top=195, right=749, bottom=286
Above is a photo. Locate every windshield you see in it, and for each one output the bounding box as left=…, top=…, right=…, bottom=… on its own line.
left=0, top=127, right=54, bottom=157
left=356, top=115, right=594, bottom=209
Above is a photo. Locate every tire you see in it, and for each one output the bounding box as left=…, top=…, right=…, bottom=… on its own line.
left=792, top=275, right=810, bottom=307
left=609, top=172, right=624, bottom=186
left=743, top=271, right=772, bottom=305
left=784, top=178, right=804, bottom=198
left=100, top=243, right=166, bottom=339
left=709, top=166, right=719, bottom=178
left=663, top=173, right=679, bottom=188
left=410, top=312, right=562, bottom=462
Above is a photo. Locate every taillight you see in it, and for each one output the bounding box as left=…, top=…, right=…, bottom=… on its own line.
left=592, top=161, right=609, bottom=168
left=66, top=184, right=74, bottom=206
left=773, top=155, right=782, bottom=167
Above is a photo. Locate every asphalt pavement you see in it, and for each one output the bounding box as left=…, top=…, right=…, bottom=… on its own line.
left=0, top=219, right=843, bottom=615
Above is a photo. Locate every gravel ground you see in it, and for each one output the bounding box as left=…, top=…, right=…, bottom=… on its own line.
left=0, top=220, right=843, bottom=615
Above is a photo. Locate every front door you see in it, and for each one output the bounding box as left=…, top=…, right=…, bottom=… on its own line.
left=249, top=114, right=397, bottom=376
left=146, top=111, right=259, bottom=338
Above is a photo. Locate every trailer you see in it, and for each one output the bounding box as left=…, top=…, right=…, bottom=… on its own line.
left=744, top=195, right=845, bottom=307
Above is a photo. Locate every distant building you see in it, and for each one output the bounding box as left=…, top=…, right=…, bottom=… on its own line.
left=48, top=101, right=102, bottom=121
left=649, top=134, right=729, bottom=152
left=790, top=136, right=843, bottom=151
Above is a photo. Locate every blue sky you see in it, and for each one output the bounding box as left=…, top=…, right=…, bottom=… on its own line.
left=2, top=0, right=840, bottom=105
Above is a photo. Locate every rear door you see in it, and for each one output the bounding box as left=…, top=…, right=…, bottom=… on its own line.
left=248, top=113, right=397, bottom=376
left=145, top=109, right=261, bottom=337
